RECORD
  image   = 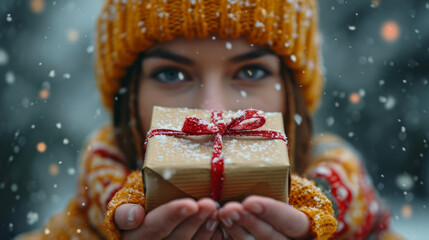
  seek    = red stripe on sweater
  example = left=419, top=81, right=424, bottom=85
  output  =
left=90, top=148, right=127, bottom=166
left=86, top=147, right=130, bottom=210
left=104, top=185, right=123, bottom=209
left=310, top=167, right=352, bottom=237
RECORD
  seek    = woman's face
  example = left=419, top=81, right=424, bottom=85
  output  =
left=138, top=37, right=287, bottom=133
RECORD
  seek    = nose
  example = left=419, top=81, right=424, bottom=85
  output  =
left=198, top=75, right=226, bottom=111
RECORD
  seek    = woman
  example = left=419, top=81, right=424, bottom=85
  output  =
left=19, top=0, right=402, bottom=239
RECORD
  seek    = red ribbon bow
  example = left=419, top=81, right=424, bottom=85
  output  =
left=144, top=109, right=288, bottom=203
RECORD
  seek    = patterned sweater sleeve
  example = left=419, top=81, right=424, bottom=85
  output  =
left=104, top=170, right=145, bottom=240
left=304, top=134, right=401, bottom=240
left=290, top=174, right=338, bottom=240
left=76, top=125, right=131, bottom=239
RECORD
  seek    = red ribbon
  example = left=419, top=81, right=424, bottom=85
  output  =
left=144, top=109, right=288, bottom=203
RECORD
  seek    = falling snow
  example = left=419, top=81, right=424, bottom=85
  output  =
left=240, top=90, right=247, bottom=98
left=225, top=42, right=232, bottom=50
left=379, top=95, right=396, bottom=110
left=118, top=87, right=127, bottom=95
left=86, top=45, right=94, bottom=53
left=255, top=21, right=264, bottom=28
left=396, top=173, right=414, bottom=191
left=0, top=48, right=9, bottom=65
left=1, top=2, right=428, bottom=239
left=162, top=169, right=175, bottom=180
left=326, top=116, right=335, bottom=127
left=294, top=114, right=302, bottom=126
left=67, top=168, right=76, bottom=175
left=27, top=211, right=39, bottom=225
left=5, top=71, right=15, bottom=85
left=10, top=183, right=18, bottom=192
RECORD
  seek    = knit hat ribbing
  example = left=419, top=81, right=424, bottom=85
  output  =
left=95, top=0, right=323, bottom=112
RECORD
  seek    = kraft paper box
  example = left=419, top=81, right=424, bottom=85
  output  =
left=142, top=106, right=290, bottom=212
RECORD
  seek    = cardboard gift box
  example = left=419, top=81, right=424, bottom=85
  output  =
left=142, top=106, right=290, bottom=212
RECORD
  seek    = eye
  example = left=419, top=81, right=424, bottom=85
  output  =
left=151, top=67, right=189, bottom=83
left=235, top=65, right=270, bottom=81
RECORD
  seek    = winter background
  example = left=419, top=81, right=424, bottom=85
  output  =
left=0, top=0, right=428, bottom=239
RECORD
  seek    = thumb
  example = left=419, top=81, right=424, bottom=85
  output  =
left=114, top=204, right=146, bottom=230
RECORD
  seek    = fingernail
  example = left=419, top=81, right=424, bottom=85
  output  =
left=181, top=207, right=189, bottom=216
left=245, top=236, right=256, bottom=240
left=221, top=227, right=229, bottom=238
left=221, top=217, right=233, bottom=227
left=127, top=206, right=137, bottom=223
left=230, top=211, right=240, bottom=221
left=206, top=219, right=217, bottom=231
left=248, top=203, right=263, bottom=214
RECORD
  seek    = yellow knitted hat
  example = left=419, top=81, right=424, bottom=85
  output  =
left=95, top=0, right=323, bottom=112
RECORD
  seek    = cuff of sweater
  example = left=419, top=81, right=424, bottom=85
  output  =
left=297, top=206, right=337, bottom=240
left=104, top=170, right=145, bottom=240
left=290, top=174, right=337, bottom=240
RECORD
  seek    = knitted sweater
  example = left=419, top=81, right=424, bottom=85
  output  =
left=18, top=125, right=402, bottom=240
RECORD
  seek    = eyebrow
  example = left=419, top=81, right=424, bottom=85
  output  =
left=143, top=49, right=195, bottom=65
left=143, top=48, right=274, bottom=65
left=229, top=48, right=275, bottom=63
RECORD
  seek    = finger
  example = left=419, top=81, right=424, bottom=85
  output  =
left=221, top=224, right=251, bottom=240
left=220, top=226, right=231, bottom=240
left=114, top=204, right=145, bottom=230
left=192, top=211, right=219, bottom=240
left=242, top=196, right=310, bottom=239
left=219, top=202, right=287, bottom=240
left=166, top=198, right=217, bottom=240
left=236, top=210, right=290, bottom=240
left=122, top=198, right=198, bottom=239
left=218, top=202, right=241, bottom=229
left=211, top=227, right=223, bottom=240
left=218, top=202, right=248, bottom=240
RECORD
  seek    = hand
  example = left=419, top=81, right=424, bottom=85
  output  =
left=218, top=196, right=311, bottom=240
left=114, top=198, right=222, bottom=239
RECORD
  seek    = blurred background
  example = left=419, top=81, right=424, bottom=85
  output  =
left=0, top=0, right=428, bottom=239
